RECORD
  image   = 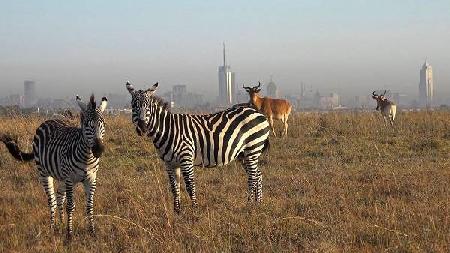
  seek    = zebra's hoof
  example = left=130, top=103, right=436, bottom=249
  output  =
left=66, top=232, right=73, bottom=242
left=89, top=226, right=96, bottom=236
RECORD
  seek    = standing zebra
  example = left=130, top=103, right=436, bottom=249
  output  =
left=0, top=95, right=107, bottom=239
left=126, top=81, right=270, bottom=213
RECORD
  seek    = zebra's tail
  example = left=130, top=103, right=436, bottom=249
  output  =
left=0, top=134, right=34, bottom=162
left=261, top=138, right=270, bottom=154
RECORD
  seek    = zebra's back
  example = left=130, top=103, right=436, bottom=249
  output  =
left=159, top=106, right=270, bottom=167
left=32, top=119, right=91, bottom=181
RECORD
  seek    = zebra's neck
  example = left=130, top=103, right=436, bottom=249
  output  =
left=74, top=129, right=97, bottom=161
left=148, top=107, right=172, bottom=144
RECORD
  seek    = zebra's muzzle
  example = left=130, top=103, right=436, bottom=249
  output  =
left=136, top=127, right=143, bottom=136
left=92, top=138, right=105, bottom=158
left=136, top=119, right=148, bottom=135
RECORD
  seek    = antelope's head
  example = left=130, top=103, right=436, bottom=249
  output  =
left=243, top=82, right=262, bottom=102
left=372, top=90, right=388, bottom=110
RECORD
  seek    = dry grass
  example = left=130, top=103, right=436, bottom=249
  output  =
left=0, top=111, right=449, bottom=252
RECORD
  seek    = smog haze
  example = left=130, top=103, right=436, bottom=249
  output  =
left=1, top=1, right=449, bottom=101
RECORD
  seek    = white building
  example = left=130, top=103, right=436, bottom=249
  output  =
left=218, top=43, right=235, bottom=106
left=419, top=60, right=433, bottom=107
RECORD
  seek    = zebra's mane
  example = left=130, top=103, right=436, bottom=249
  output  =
left=150, top=95, right=170, bottom=112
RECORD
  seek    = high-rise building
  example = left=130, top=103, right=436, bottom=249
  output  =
left=172, top=84, right=187, bottom=105
left=218, top=43, right=235, bottom=105
left=419, top=60, right=433, bottom=107
left=23, top=80, right=37, bottom=108
left=266, top=76, right=279, bottom=98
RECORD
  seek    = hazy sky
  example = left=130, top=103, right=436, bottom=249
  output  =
left=1, top=0, right=449, bottom=100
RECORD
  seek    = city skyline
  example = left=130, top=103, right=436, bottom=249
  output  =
left=1, top=1, right=449, bottom=100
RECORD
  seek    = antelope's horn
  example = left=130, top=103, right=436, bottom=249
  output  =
left=383, top=90, right=387, bottom=95
left=372, top=91, right=377, bottom=96
left=257, top=82, right=262, bottom=88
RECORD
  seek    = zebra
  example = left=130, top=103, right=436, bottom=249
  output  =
left=126, top=81, right=270, bottom=213
left=0, top=95, right=107, bottom=239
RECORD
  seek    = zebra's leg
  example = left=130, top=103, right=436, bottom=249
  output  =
left=181, top=161, right=198, bottom=207
left=39, top=174, right=57, bottom=230
left=56, top=182, right=66, bottom=225
left=166, top=164, right=181, bottom=213
left=243, top=153, right=263, bottom=202
left=82, top=175, right=97, bottom=235
left=65, top=180, right=75, bottom=239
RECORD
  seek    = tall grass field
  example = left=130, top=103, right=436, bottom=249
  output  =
left=0, top=111, right=449, bottom=252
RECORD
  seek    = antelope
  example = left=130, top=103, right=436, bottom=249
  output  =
left=243, top=82, right=292, bottom=136
left=372, top=90, right=397, bottom=126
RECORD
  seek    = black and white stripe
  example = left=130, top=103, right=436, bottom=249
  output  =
left=126, top=82, right=270, bottom=213
left=1, top=95, right=107, bottom=239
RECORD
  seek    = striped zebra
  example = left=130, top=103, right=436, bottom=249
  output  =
left=0, top=95, right=107, bottom=239
left=126, top=81, right=270, bottom=213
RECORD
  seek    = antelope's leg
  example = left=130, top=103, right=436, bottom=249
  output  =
left=269, top=116, right=276, bottom=137
left=283, top=115, right=289, bottom=137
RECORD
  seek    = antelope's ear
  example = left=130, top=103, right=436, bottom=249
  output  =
left=99, top=97, right=108, bottom=112
left=76, top=95, right=87, bottom=112
left=145, top=82, right=158, bottom=96
left=126, top=81, right=135, bottom=94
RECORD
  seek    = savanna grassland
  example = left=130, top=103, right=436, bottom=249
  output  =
left=0, top=111, right=449, bottom=252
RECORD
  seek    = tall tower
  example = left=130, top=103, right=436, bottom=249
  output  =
left=266, top=76, right=279, bottom=98
left=23, top=80, right=37, bottom=108
left=218, top=43, right=235, bottom=106
left=419, top=60, right=433, bottom=107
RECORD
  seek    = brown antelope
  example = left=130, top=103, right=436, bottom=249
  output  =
left=372, top=90, right=397, bottom=126
left=243, top=82, right=292, bottom=136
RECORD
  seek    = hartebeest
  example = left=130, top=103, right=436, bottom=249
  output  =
left=243, top=82, right=292, bottom=136
left=372, top=90, right=397, bottom=126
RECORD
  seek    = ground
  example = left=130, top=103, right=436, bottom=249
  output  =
left=0, top=111, right=449, bottom=252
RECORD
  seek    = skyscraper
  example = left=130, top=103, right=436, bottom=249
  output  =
left=419, top=60, right=433, bottom=107
left=23, top=80, right=37, bottom=108
left=218, top=43, right=235, bottom=105
left=266, top=76, right=279, bottom=98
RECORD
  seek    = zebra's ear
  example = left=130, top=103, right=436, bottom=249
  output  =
left=76, top=95, right=87, bottom=112
left=145, top=82, right=158, bottom=96
left=99, top=97, right=108, bottom=112
left=126, top=81, right=135, bottom=94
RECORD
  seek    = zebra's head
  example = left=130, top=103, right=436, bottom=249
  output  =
left=76, top=94, right=108, bottom=158
left=125, top=81, right=158, bottom=136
